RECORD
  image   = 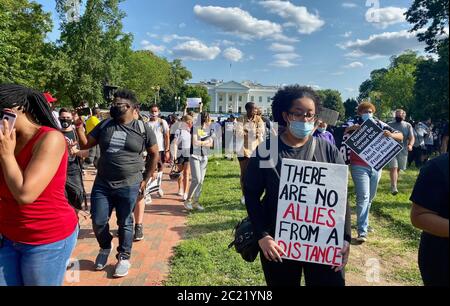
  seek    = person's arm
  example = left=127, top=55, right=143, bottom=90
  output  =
left=74, top=114, right=98, bottom=150
left=407, top=125, right=415, bottom=152
left=382, top=124, right=403, bottom=142
left=441, top=136, right=449, bottom=154
left=163, top=121, right=171, bottom=162
left=411, top=203, right=449, bottom=238
left=0, top=128, right=66, bottom=205
left=344, top=124, right=359, bottom=134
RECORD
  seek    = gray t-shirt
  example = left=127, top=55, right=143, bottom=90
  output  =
left=388, top=121, right=414, bottom=155
left=90, top=119, right=157, bottom=188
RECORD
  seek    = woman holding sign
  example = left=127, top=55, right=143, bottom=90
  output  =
left=244, top=85, right=351, bottom=286
left=344, top=102, right=403, bottom=243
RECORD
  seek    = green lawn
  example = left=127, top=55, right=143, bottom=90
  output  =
left=165, top=157, right=422, bottom=286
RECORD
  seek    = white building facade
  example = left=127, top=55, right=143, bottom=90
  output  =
left=190, top=80, right=280, bottom=115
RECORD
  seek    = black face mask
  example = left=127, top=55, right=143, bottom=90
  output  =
left=59, top=119, right=73, bottom=129
left=395, top=117, right=403, bottom=123
left=110, top=105, right=128, bottom=119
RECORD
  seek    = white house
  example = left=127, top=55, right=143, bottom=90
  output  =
left=189, top=80, right=280, bottom=114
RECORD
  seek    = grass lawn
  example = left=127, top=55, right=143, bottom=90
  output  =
left=165, top=157, right=423, bottom=286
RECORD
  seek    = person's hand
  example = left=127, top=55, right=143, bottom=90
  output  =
left=383, top=130, right=393, bottom=138
left=0, top=119, right=16, bottom=159
left=332, top=241, right=350, bottom=272
left=164, top=151, right=171, bottom=163
left=407, top=144, right=413, bottom=152
left=258, top=236, right=286, bottom=263
left=152, top=171, right=158, bottom=181
left=73, top=113, right=83, bottom=128
left=139, top=180, right=147, bottom=196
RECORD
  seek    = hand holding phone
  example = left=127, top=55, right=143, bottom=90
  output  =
left=0, top=111, right=17, bottom=136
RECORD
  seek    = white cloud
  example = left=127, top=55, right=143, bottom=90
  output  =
left=342, top=3, right=357, bottom=8
left=342, top=31, right=352, bottom=38
left=172, top=40, right=221, bottom=61
left=260, top=1, right=325, bottom=34
left=339, top=30, right=426, bottom=56
left=308, top=84, right=321, bottom=90
left=162, top=34, right=196, bottom=43
left=365, top=7, right=407, bottom=29
left=271, top=33, right=300, bottom=43
left=193, top=5, right=283, bottom=40
left=141, top=40, right=166, bottom=54
left=271, top=60, right=298, bottom=68
left=344, top=50, right=364, bottom=58
left=344, top=61, right=364, bottom=68
left=273, top=53, right=300, bottom=60
left=223, top=47, right=244, bottom=62
left=345, top=88, right=356, bottom=92
left=146, top=33, right=159, bottom=39
left=269, top=43, right=295, bottom=52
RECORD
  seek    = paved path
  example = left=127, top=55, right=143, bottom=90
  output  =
left=64, top=167, right=188, bottom=286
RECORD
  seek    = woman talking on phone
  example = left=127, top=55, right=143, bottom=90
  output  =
left=0, top=84, right=78, bottom=286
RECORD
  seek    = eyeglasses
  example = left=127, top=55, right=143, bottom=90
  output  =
left=288, top=112, right=317, bottom=122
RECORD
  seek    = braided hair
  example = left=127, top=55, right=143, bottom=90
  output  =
left=0, top=84, right=60, bottom=129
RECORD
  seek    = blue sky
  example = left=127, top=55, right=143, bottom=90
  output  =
left=36, top=0, right=425, bottom=100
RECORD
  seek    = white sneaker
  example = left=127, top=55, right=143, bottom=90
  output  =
left=184, top=200, right=193, bottom=211
left=193, top=203, right=205, bottom=211
left=177, top=190, right=184, bottom=197
left=157, top=189, right=164, bottom=198
left=145, top=195, right=152, bottom=205
left=182, top=194, right=188, bottom=201
left=241, top=196, right=246, bottom=205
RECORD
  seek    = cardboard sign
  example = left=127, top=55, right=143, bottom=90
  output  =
left=275, top=159, right=348, bottom=266
left=187, top=98, right=202, bottom=108
left=318, top=108, right=340, bottom=126
left=344, top=119, right=403, bottom=171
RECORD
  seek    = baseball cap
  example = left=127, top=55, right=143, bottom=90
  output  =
left=43, top=92, right=58, bottom=103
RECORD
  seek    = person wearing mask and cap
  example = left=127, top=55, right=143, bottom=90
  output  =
left=43, top=92, right=61, bottom=129
left=313, top=120, right=336, bottom=146
left=388, top=109, right=415, bottom=195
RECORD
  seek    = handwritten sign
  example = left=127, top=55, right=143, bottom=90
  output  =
left=344, top=119, right=403, bottom=171
left=318, top=108, right=340, bottom=126
left=275, top=159, right=348, bottom=266
left=187, top=98, right=202, bottom=108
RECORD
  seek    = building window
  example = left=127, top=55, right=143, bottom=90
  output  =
left=251, top=96, right=254, bottom=102
left=229, top=95, right=233, bottom=102
left=239, top=95, right=242, bottom=102
left=219, top=106, right=223, bottom=113
left=238, top=107, right=242, bottom=113
left=259, top=96, right=263, bottom=103
left=267, top=97, right=271, bottom=103
left=219, top=95, right=223, bottom=102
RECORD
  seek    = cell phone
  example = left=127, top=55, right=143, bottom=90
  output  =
left=77, top=107, right=91, bottom=117
left=0, top=111, right=17, bottom=135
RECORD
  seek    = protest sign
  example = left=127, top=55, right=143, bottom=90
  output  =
left=144, top=172, right=163, bottom=197
left=344, top=119, right=403, bottom=171
left=187, top=98, right=202, bottom=108
left=275, top=159, right=348, bottom=266
left=318, top=108, right=340, bottom=126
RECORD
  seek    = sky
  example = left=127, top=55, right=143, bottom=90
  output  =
left=36, top=0, right=427, bottom=100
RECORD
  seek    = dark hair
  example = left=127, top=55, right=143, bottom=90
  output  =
left=245, top=102, right=256, bottom=112
left=0, top=84, right=60, bottom=129
left=272, top=85, right=322, bottom=127
left=92, top=107, right=100, bottom=115
left=200, top=112, right=210, bottom=126
left=113, top=89, right=138, bottom=106
left=149, top=104, right=159, bottom=110
left=59, top=108, right=71, bottom=116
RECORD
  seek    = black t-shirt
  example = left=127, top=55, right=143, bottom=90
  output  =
left=244, top=136, right=351, bottom=243
left=410, top=153, right=449, bottom=249
left=90, top=119, right=157, bottom=188
left=62, top=130, right=81, bottom=176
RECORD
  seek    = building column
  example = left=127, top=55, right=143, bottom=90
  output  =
left=225, top=92, right=229, bottom=113
left=215, top=91, right=218, bottom=113
left=235, top=93, right=240, bottom=113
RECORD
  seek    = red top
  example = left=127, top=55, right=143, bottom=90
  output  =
left=0, top=126, right=78, bottom=245
left=350, top=151, right=369, bottom=167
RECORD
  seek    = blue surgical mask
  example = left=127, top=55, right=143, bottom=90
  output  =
left=317, top=127, right=326, bottom=133
left=361, top=113, right=373, bottom=121
left=289, top=120, right=315, bottom=139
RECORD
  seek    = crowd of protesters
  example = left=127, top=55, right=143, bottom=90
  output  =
left=0, top=83, right=448, bottom=287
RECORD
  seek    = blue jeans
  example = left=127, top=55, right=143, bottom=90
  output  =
left=0, top=227, right=78, bottom=286
left=350, top=165, right=381, bottom=236
left=90, top=182, right=140, bottom=260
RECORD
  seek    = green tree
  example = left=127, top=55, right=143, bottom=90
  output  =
left=405, top=0, right=449, bottom=53
left=317, top=89, right=345, bottom=120
left=159, top=59, right=193, bottom=111
left=0, top=0, right=55, bottom=89
left=344, top=98, right=358, bottom=119
left=183, top=85, right=211, bottom=112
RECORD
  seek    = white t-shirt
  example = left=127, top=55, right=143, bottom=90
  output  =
left=147, top=119, right=169, bottom=152
left=170, top=121, right=182, bottom=135
left=174, top=128, right=191, bottom=157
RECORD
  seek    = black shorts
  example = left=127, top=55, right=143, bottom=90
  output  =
left=176, top=156, right=190, bottom=165
left=238, top=157, right=250, bottom=162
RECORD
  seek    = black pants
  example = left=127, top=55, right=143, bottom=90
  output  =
left=260, top=252, right=345, bottom=286
left=418, top=235, right=449, bottom=286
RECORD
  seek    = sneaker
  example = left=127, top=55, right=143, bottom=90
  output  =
left=193, top=203, right=205, bottom=211
left=368, top=226, right=375, bottom=233
left=157, top=189, right=164, bottom=198
left=182, top=193, right=188, bottom=201
left=145, top=195, right=152, bottom=205
left=391, top=185, right=399, bottom=195
left=240, top=196, right=246, bottom=205
left=356, top=235, right=367, bottom=243
left=184, top=200, right=193, bottom=211
left=177, top=190, right=184, bottom=197
left=113, top=258, right=131, bottom=278
left=134, top=224, right=144, bottom=241
left=94, top=243, right=113, bottom=271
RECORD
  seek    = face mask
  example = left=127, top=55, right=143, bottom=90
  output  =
left=361, top=113, right=373, bottom=121
left=317, top=127, right=326, bottom=133
left=395, top=117, right=403, bottom=123
left=110, top=105, right=128, bottom=119
left=150, top=113, right=159, bottom=119
left=289, top=120, right=315, bottom=139
left=59, top=119, right=72, bottom=129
